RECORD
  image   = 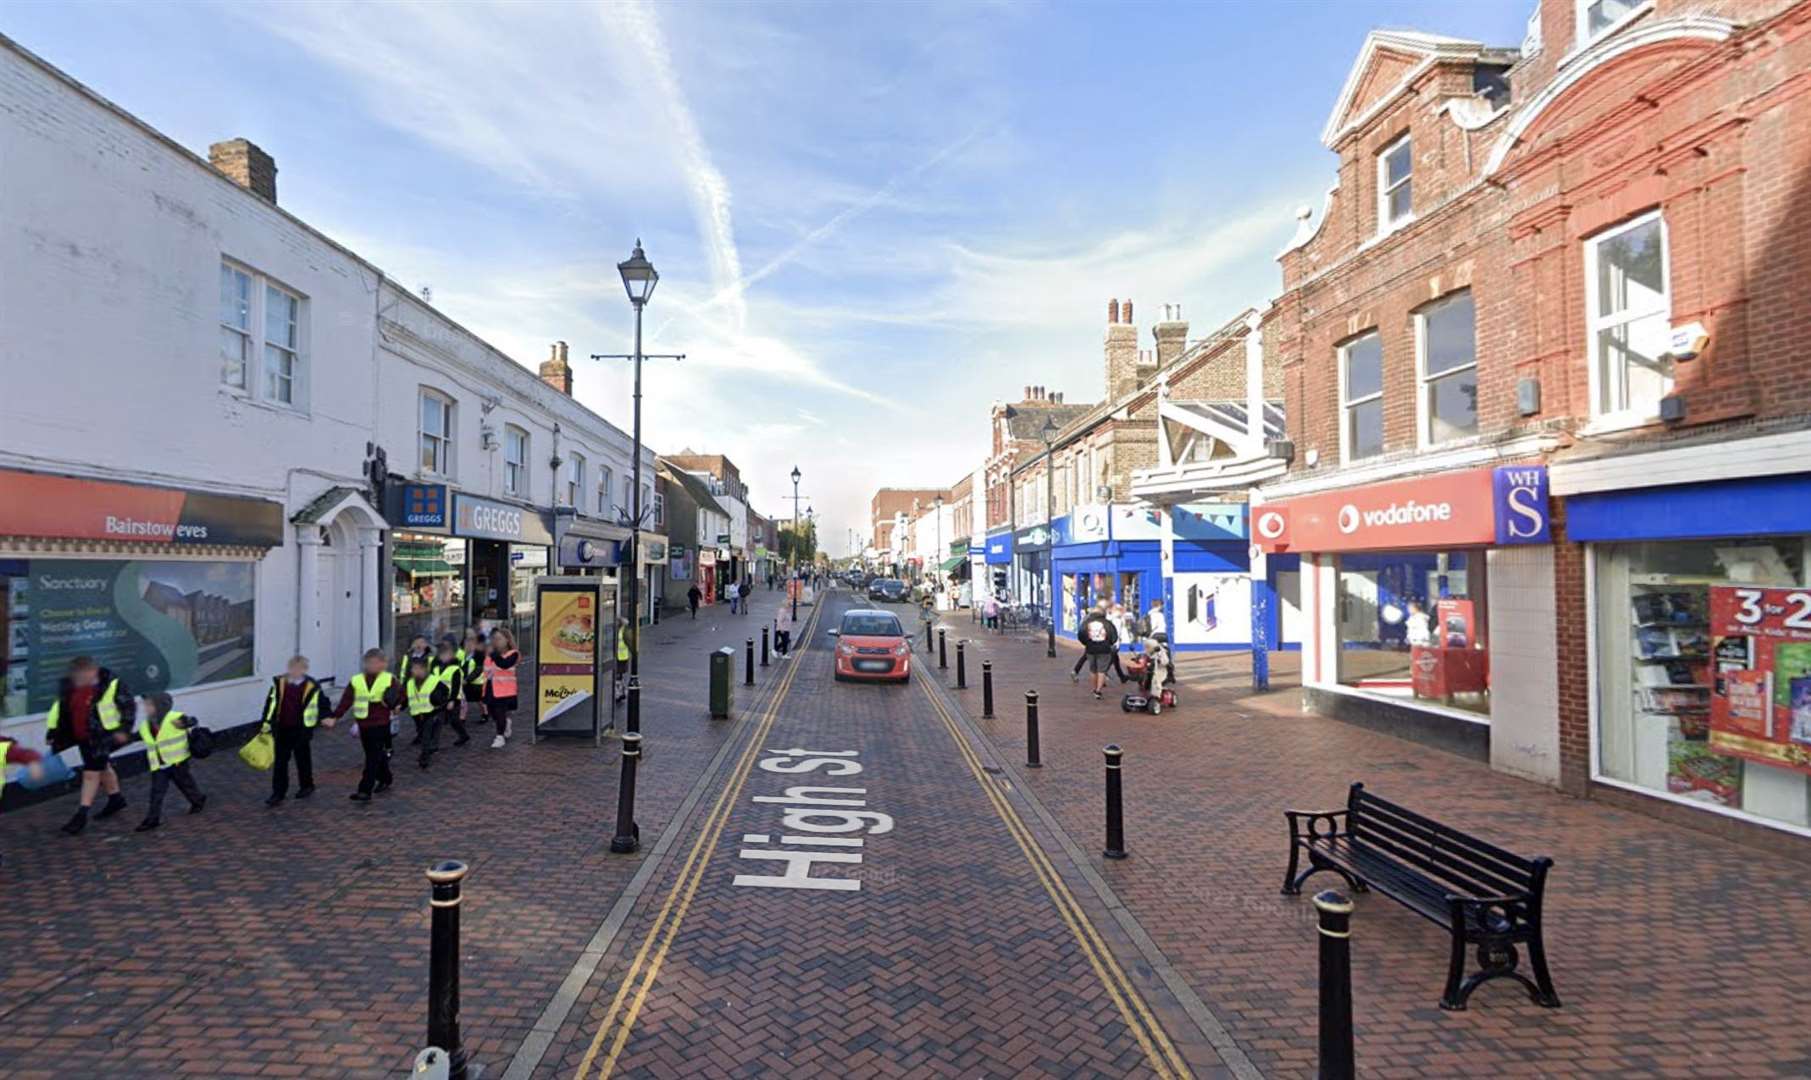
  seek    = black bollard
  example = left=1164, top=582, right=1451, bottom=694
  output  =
left=745, top=637, right=755, bottom=686
left=1025, top=691, right=1042, bottom=769
left=956, top=641, right=967, bottom=689
left=610, top=732, right=643, bottom=854
left=1103, top=744, right=1127, bottom=859
left=925, top=621, right=934, bottom=651
left=1314, top=890, right=1356, bottom=1080
left=982, top=661, right=995, bottom=718
left=761, top=625, right=770, bottom=667
left=425, top=860, right=472, bottom=1080
left=938, top=628, right=948, bottom=670
left=625, top=671, right=640, bottom=735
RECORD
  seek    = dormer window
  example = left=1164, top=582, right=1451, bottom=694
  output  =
left=1578, top=0, right=1649, bottom=45
left=1377, top=133, right=1413, bottom=235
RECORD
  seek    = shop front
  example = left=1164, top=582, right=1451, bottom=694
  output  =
left=387, top=486, right=554, bottom=664
left=982, top=529, right=1013, bottom=602
left=1562, top=468, right=1811, bottom=836
left=697, top=548, right=719, bottom=605
left=0, top=467, right=289, bottom=749
left=1256, top=464, right=1554, bottom=762
left=1013, top=522, right=1052, bottom=614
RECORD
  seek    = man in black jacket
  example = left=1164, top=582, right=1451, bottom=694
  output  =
left=1076, top=605, right=1120, bottom=701
left=45, top=657, right=133, bottom=834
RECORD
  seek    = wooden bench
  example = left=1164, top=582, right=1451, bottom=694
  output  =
left=1283, top=782, right=1561, bottom=1011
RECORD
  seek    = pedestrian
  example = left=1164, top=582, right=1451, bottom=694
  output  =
left=261, top=654, right=324, bottom=806
left=404, top=654, right=452, bottom=770
left=1138, top=599, right=1174, bottom=690
left=687, top=583, right=702, bottom=619
left=46, top=655, right=132, bottom=835
left=132, top=692, right=206, bottom=831
left=459, top=629, right=488, bottom=731
left=982, top=593, right=999, bottom=630
left=1076, top=603, right=1120, bottom=700
left=739, top=577, right=752, bottom=614
left=433, top=636, right=471, bottom=750
left=484, top=627, right=521, bottom=749
left=1, top=735, right=46, bottom=868
left=330, top=647, right=403, bottom=801
left=729, top=579, right=740, bottom=615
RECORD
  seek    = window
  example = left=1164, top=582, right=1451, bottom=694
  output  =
left=1336, top=550, right=1488, bottom=717
left=654, top=491, right=665, bottom=529
left=567, top=452, right=586, bottom=510
left=419, top=390, right=454, bottom=477
left=1377, top=134, right=1413, bottom=234
left=219, top=264, right=252, bottom=389
left=503, top=426, right=528, bottom=496
left=1416, top=291, right=1478, bottom=446
left=263, top=284, right=300, bottom=404
left=1340, top=331, right=1384, bottom=462
left=642, top=485, right=653, bottom=526
left=623, top=477, right=634, bottom=520
left=598, top=466, right=613, bottom=518
left=1585, top=212, right=1672, bottom=420
left=219, top=261, right=305, bottom=406
left=1579, top=0, right=1646, bottom=43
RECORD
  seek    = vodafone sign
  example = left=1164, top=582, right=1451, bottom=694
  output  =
left=1254, top=466, right=1547, bottom=553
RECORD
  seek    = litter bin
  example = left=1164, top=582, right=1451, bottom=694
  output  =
left=709, top=646, right=735, bottom=719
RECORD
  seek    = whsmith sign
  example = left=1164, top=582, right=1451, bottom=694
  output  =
left=1254, top=465, right=1551, bottom=553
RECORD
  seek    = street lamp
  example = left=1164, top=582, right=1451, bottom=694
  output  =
left=617, top=241, right=655, bottom=743
left=790, top=465, right=802, bottom=621
left=1040, top=415, right=1058, bottom=658
left=933, top=495, right=944, bottom=607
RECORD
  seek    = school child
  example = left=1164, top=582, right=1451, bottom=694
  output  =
left=404, top=654, right=452, bottom=770
left=262, top=655, right=325, bottom=806
left=330, top=648, right=403, bottom=801
left=1, top=736, right=45, bottom=867
left=133, top=693, right=206, bottom=831
left=459, top=629, right=488, bottom=730
left=431, top=637, right=470, bottom=750
left=402, top=636, right=432, bottom=743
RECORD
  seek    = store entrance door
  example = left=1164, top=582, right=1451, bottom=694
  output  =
left=469, top=539, right=510, bottom=633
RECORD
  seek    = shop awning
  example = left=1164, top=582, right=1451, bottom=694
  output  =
left=939, top=555, right=965, bottom=573
left=394, top=550, right=457, bottom=577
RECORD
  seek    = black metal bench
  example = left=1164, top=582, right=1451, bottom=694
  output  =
left=1282, top=782, right=1560, bottom=1011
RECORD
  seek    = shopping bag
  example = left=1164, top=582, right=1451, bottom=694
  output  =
left=238, top=730, right=275, bottom=771
left=10, top=752, right=75, bottom=790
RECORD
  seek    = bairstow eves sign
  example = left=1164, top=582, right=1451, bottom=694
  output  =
left=1255, top=465, right=1550, bottom=553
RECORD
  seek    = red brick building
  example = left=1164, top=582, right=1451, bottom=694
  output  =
left=1256, top=0, right=1811, bottom=846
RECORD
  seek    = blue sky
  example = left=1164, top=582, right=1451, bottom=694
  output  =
left=4, top=0, right=1531, bottom=554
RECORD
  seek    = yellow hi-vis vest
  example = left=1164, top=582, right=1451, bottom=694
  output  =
left=0, top=737, right=11, bottom=799
left=349, top=672, right=396, bottom=719
left=136, top=710, right=192, bottom=771
left=46, top=677, right=125, bottom=736
left=405, top=674, right=439, bottom=717
left=262, top=677, right=321, bottom=730
left=617, top=635, right=631, bottom=663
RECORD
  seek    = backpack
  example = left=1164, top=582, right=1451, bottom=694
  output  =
left=187, top=725, right=216, bottom=759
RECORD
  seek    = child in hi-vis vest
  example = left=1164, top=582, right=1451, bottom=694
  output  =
left=404, top=654, right=452, bottom=770
left=134, top=692, right=206, bottom=831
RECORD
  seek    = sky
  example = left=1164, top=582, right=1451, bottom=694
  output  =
left=2, top=0, right=1532, bottom=556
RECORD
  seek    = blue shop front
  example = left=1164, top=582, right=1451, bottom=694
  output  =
left=1050, top=502, right=1301, bottom=652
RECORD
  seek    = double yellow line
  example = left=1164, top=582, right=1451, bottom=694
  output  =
left=917, top=677, right=1193, bottom=1079
left=572, top=599, right=825, bottom=1080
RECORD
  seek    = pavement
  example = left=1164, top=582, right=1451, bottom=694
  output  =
left=937, top=620, right=1811, bottom=1079
left=6, top=586, right=1809, bottom=1079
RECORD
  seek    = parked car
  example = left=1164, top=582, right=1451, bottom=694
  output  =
left=828, top=609, right=911, bottom=683
left=867, top=578, right=907, bottom=603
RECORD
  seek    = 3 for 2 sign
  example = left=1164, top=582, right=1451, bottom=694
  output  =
left=732, top=748, right=890, bottom=892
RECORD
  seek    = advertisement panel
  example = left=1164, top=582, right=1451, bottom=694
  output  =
left=3, top=558, right=255, bottom=720
left=533, top=579, right=602, bottom=740
left=1170, top=572, right=1251, bottom=647
left=1708, top=585, right=1811, bottom=776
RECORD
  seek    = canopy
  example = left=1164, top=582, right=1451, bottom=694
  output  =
left=939, top=555, right=966, bottom=573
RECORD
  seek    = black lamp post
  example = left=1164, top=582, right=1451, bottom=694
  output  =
left=1041, top=415, right=1058, bottom=658
left=617, top=241, right=656, bottom=730
left=790, top=465, right=802, bottom=621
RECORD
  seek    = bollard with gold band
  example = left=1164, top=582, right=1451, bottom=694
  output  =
left=1313, top=889, right=1355, bottom=1080
left=425, top=860, right=475, bottom=1080
left=1102, top=744, right=1126, bottom=859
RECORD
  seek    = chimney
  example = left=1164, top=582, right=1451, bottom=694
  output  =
left=1106, top=296, right=1139, bottom=401
left=1152, top=303, right=1188, bottom=373
left=539, top=341, right=574, bottom=395
left=1108, top=298, right=1120, bottom=323
left=208, top=138, right=277, bottom=203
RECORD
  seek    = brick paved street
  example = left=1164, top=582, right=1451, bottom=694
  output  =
left=0, top=593, right=794, bottom=1080
left=939, top=622, right=1811, bottom=1079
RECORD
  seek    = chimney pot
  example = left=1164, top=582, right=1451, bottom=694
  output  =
left=1124, top=300, right=1133, bottom=322
left=1108, top=298, right=1119, bottom=323
left=539, top=339, right=574, bottom=396
left=208, top=138, right=277, bottom=203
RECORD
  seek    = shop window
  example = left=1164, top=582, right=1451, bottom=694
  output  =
left=1593, top=538, right=1811, bottom=832
left=1335, top=550, right=1488, bottom=717
left=503, top=426, right=528, bottom=497
left=1376, top=133, right=1412, bottom=235
left=2, top=558, right=255, bottom=723
left=419, top=389, right=454, bottom=477
left=1339, top=331, right=1384, bottom=463
left=392, top=534, right=464, bottom=650
left=567, top=452, right=586, bottom=511
left=1585, top=211, right=1672, bottom=422
left=1417, top=290, right=1477, bottom=446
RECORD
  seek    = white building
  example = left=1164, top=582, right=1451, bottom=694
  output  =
left=0, top=38, right=652, bottom=757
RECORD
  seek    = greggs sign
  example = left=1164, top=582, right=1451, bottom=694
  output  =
left=1254, top=466, right=1549, bottom=553
left=0, top=468, right=286, bottom=548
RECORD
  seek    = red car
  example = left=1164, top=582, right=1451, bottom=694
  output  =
left=830, top=609, right=912, bottom=683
